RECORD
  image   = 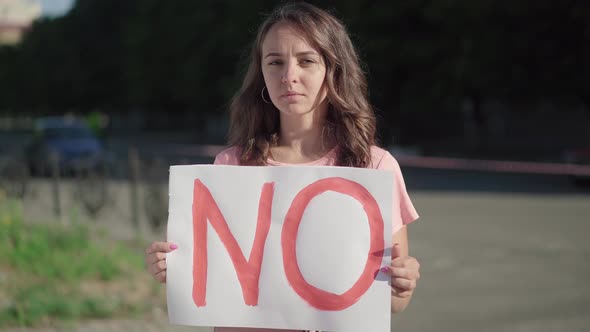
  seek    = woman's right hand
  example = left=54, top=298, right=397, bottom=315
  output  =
left=145, top=241, right=178, bottom=283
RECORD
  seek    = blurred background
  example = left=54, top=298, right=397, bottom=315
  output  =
left=0, top=0, right=589, bottom=331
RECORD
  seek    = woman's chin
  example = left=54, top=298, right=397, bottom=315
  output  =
left=277, top=106, right=314, bottom=116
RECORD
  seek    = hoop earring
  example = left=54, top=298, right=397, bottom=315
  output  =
left=261, top=86, right=271, bottom=104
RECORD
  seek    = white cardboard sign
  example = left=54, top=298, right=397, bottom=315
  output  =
left=166, top=165, right=393, bottom=332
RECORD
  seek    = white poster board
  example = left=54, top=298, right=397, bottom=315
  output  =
left=166, top=165, right=393, bottom=332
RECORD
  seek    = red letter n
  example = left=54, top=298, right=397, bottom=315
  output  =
left=192, top=179, right=274, bottom=307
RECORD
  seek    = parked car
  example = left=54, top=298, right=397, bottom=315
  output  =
left=25, top=117, right=105, bottom=176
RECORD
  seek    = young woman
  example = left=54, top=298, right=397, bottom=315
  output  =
left=145, top=3, right=421, bottom=331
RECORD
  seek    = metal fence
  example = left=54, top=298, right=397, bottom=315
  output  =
left=0, top=145, right=222, bottom=238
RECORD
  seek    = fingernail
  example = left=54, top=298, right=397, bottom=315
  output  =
left=380, top=267, right=389, bottom=273
left=170, top=244, right=178, bottom=250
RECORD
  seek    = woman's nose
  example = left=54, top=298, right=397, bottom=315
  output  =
left=281, top=62, right=298, bottom=84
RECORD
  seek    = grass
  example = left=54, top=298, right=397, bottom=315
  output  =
left=0, top=193, right=162, bottom=327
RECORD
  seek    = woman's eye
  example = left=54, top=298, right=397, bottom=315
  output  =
left=301, top=59, right=316, bottom=64
left=268, top=60, right=282, bottom=65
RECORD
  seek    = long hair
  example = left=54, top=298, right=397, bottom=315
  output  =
left=228, top=2, right=376, bottom=167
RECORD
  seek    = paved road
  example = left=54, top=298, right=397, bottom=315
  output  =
left=5, top=168, right=590, bottom=331
left=396, top=168, right=590, bottom=332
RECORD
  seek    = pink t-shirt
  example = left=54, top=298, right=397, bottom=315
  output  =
left=212, top=145, right=419, bottom=332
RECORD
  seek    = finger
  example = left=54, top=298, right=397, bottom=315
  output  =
left=145, top=242, right=178, bottom=255
left=391, top=243, right=402, bottom=259
left=155, top=259, right=167, bottom=272
left=148, top=259, right=167, bottom=276
left=390, top=267, right=420, bottom=280
left=145, top=241, right=178, bottom=254
left=392, top=257, right=420, bottom=269
left=391, top=288, right=413, bottom=299
left=392, top=277, right=417, bottom=291
left=153, top=251, right=167, bottom=261
left=154, top=270, right=167, bottom=283
left=146, top=251, right=167, bottom=266
left=381, top=265, right=420, bottom=279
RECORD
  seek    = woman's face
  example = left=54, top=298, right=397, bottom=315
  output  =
left=261, top=21, right=328, bottom=117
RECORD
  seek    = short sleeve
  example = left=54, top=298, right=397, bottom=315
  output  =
left=374, top=149, right=419, bottom=235
left=213, top=147, right=241, bottom=165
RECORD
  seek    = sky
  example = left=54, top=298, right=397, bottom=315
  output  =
left=34, top=0, right=74, bottom=17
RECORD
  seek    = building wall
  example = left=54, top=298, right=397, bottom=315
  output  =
left=0, top=0, right=41, bottom=45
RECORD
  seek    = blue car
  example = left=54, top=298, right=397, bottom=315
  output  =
left=26, top=117, right=105, bottom=176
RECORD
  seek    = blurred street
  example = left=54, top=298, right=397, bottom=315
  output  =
left=5, top=167, right=589, bottom=332
left=396, top=168, right=590, bottom=332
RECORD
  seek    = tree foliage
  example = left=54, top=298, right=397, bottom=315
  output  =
left=0, top=0, right=587, bottom=143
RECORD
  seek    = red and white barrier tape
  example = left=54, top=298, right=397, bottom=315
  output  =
left=157, top=144, right=590, bottom=176
left=396, top=156, right=590, bottom=176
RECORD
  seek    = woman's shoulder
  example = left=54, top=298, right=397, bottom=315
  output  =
left=368, top=145, right=400, bottom=170
left=214, top=146, right=241, bottom=165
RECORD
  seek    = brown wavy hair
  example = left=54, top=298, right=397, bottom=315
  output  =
left=228, top=2, right=376, bottom=167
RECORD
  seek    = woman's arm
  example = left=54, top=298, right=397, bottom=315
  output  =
left=382, top=226, right=420, bottom=313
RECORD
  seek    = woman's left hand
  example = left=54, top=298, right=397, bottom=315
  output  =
left=380, top=243, right=420, bottom=298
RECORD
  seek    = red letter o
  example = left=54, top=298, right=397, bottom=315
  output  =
left=282, top=177, right=384, bottom=311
